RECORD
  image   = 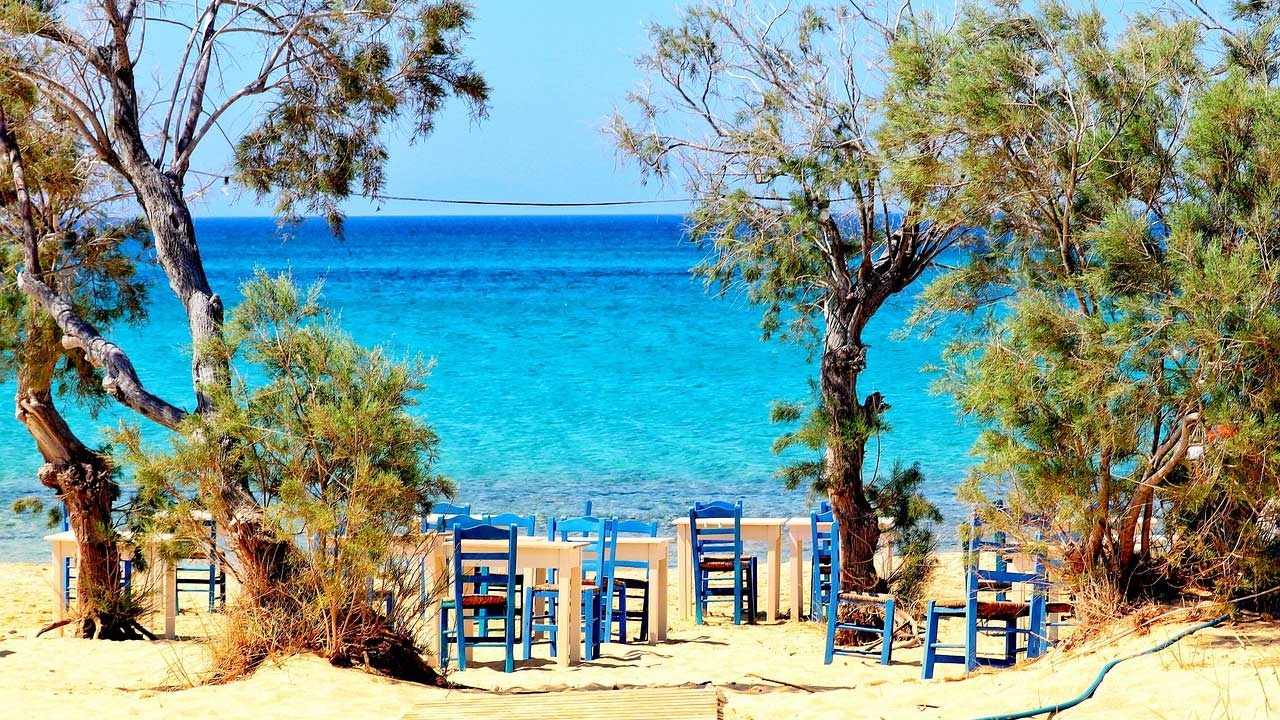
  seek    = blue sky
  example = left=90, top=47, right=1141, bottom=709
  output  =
left=189, top=0, right=1226, bottom=218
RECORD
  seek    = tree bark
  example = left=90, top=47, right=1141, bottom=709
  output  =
left=2, top=100, right=149, bottom=639
left=821, top=305, right=883, bottom=594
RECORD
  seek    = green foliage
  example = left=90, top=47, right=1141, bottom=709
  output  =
left=118, top=271, right=450, bottom=658
left=0, top=82, right=151, bottom=410
left=905, top=1, right=1280, bottom=600
left=233, top=0, right=488, bottom=232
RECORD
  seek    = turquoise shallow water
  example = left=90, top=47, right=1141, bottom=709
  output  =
left=0, top=215, right=977, bottom=560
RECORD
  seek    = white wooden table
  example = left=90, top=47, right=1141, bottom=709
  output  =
left=671, top=517, right=785, bottom=622
left=424, top=536, right=587, bottom=667
left=614, top=536, right=671, bottom=642
left=785, top=517, right=895, bottom=621
left=45, top=530, right=177, bottom=638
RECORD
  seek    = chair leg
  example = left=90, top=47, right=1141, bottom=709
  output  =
left=823, top=598, right=838, bottom=665
left=964, top=606, right=979, bottom=673
left=504, top=604, right=516, bottom=673
left=880, top=598, right=895, bottom=666
left=638, top=584, right=650, bottom=641
left=521, top=586, right=535, bottom=660
left=737, top=561, right=747, bottom=622
left=921, top=601, right=939, bottom=680
left=614, top=587, right=627, bottom=643
left=694, top=570, right=705, bottom=626
left=438, top=606, right=450, bottom=670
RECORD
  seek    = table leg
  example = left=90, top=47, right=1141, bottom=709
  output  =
left=653, top=549, right=668, bottom=641
left=163, top=554, right=177, bottom=639
left=423, top=546, right=446, bottom=665
left=51, top=541, right=67, bottom=636
left=788, top=531, right=804, bottom=622
left=556, top=557, right=582, bottom=667
left=675, top=524, right=690, bottom=620
left=766, top=532, right=781, bottom=622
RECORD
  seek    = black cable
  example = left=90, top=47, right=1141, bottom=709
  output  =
left=370, top=195, right=692, bottom=207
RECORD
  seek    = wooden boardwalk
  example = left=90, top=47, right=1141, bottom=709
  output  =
left=404, top=686, right=722, bottom=719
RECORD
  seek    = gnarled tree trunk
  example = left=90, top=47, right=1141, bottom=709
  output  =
left=821, top=304, right=885, bottom=595
left=16, top=327, right=151, bottom=639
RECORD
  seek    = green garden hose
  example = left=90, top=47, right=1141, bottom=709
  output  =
left=970, top=614, right=1231, bottom=720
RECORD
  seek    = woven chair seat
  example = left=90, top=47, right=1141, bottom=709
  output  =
left=1046, top=601, right=1074, bottom=615
left=935, top=599, right=1032, bottom=621
left=838, top=591, right=893, bottom=604
left=460, top=594, right=508, bottom=609
left=530, top=578, right=620, bottom=592
left=699, top=557, right=752, bottom=572
left=977, top=579, right=1014, bottom=592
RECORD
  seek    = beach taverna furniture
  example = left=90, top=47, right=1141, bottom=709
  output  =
left=612, top=517, right=660, bottom=641
left=522, top=517, right=615, bottom=661
left=175, top=517, right=227, bottom=613
left=424, top=501, right=471, bottom=532
left=822, top=518, right=896, bottom=665
left=438, top=523, right=522, bottom=673
left=920, top=514, right=1057, bottom=679
left=809, top=506, right=835, bottom=621
left=689, top=501, right=759, bottom=625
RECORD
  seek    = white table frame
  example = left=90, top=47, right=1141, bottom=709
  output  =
left=613, top=536, right=671, bottom=642
left=46, top=530, right=177, bottom=639
left=672, top=517, right=785, bottom=622
left=424, top=536, right=587, bottom=668
left=785, top=518, right=894, bottom=622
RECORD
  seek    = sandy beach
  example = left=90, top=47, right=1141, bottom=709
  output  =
left=1, top=559, right=1275, bottom=719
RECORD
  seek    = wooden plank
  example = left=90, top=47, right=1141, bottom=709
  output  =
left=404, top=686, right=721, bottom=720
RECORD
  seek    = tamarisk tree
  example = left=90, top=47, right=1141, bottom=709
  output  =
left=613, top=2, right=976, bottom=592
left=897, top=1, right=1247, bottom=592
left=0, top=81, right=152, bottom=639
left=0, top=0, right=485, bottom=649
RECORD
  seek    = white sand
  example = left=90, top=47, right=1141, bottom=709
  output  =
left=0, top=560, right=1276, bottom=719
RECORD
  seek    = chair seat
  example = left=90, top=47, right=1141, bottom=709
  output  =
left=459, top=594, right=508, bottom=609
left=1046, top=601, right=1074, bottom=615
left=530, top=579, right=617, bottom=592
left=934, top=599, right=1033, bottom=621
left=838, top=591, right=893, bottom=604
left=977, top=579, right=1013, bottom=592
left=699, top=557, right=754, bottom=571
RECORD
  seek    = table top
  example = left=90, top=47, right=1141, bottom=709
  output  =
left=670, top=516, right=791, bottom=527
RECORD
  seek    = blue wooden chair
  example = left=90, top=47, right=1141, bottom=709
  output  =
left=176, top=519, right=227, bottom=613
left=521, top=517, right=614, bottom=661
left=425, top=501, right=472, bottom=532
left=612, top=517, right=658, bottom=642
left=822, top=519, right=896, bottom=665
left=483, top=513, right=537, bottom=536
left=59, top=506, right=133, bottom=609
left=438, top=523, right=520, bottom=673
left=920, top=514, right=1050, bottom=679
left=809, top=507, right=835, bottom=621
left=690, top=500, right=758, bottom=625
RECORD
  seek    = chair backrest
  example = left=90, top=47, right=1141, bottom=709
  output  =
left=811, top=509, right=835, bottom=562
left=690, top=501, right=743, bottom=563
left=550, top=516, right=617, bottom=583
left=963, top=512, right=1045, bottom=601
left=425, top=501, right=472, bottom=532
left=441, top=515, right=488, bottom=532
left=614, top=518, right=659, bottom=573
left=452, top=523, right=517, bottom=603
left=818, top=499, right=832, bottom=515
left=483, top=513, right=537, bottom=536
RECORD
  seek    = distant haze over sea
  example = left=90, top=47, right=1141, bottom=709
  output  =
left=0, top=215, right=977, bottom=560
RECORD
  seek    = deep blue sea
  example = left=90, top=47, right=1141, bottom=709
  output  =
left=0, top=215, right=977, bottom=561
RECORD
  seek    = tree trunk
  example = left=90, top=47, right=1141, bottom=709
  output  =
left=15, top=331, right=149, bottom=639
left=821, top=309, right=883, bottom=594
